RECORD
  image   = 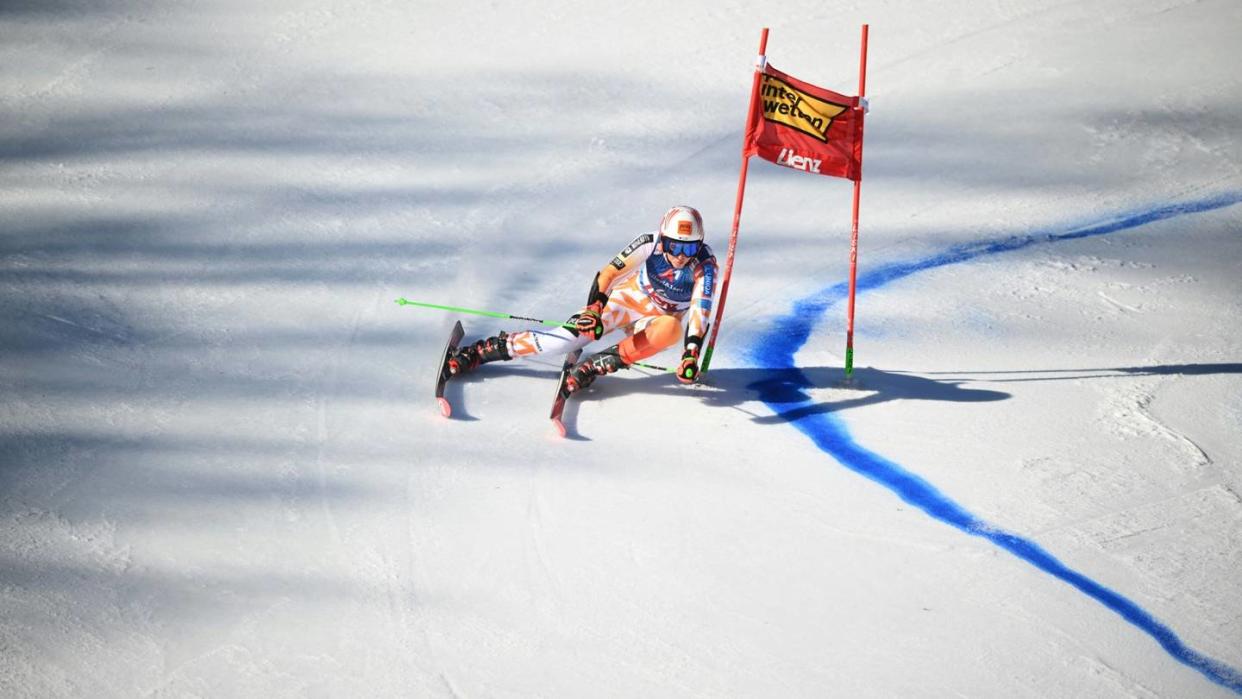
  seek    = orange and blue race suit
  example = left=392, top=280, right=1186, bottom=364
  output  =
left=506, top=233, right=717, bottom=366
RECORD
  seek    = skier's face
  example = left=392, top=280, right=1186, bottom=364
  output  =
left=661, top=238, right=699, bottom=268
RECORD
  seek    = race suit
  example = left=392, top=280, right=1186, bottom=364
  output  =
left=505, top=233, right=718, bottom=366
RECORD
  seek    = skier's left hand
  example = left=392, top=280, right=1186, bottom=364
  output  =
left=677, top=346, right=700, bottom=384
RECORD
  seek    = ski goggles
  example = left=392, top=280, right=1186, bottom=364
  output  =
left=662, top=239, right=701, bottom=257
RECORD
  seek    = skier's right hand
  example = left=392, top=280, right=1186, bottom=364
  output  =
left=570, top=303, right=605, bottom=341
left=677, top=346, right=700, bottom=384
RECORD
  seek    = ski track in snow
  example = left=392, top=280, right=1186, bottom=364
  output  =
left=745, top=191, right=1242, bottom=694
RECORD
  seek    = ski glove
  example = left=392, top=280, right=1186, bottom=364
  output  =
left=677, top=345, right=700, bottom=384
left=570, top=302, right=605, bottom=341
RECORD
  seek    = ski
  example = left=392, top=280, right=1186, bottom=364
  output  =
left=549, top=349, right=583, bottom=438
left=434, top=320, right=466, bottom=418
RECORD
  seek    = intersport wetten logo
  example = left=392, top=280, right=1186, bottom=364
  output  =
left=760, top=74, right=848, bottom=143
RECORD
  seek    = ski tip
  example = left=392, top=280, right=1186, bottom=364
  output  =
left=437, top=397, right=452, bottom=418
left=552, top=418, right=567, bottom=439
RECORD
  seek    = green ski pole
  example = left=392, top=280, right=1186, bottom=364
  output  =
left=396, top=297, right=573, bottom=329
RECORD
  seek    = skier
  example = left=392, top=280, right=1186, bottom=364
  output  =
left=445, top=205, right=718, bottom=394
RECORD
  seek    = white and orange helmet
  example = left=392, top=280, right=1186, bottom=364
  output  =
left=658, top=205, right=705, bottom=244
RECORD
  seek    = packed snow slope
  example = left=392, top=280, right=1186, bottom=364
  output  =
left=2, top=0, right=1240, bottom=696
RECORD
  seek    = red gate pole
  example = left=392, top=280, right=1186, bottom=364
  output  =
left=844, top=23, right=869, bottom=380
left=701, top=27, right=769, bottom=375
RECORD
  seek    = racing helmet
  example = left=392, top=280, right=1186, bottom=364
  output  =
left=657, top=205, right=705, bottom=243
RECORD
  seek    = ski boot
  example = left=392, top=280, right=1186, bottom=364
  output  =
left=564, top=345, right=628, bottom=394
left=446, top=332, right=511, bottom=376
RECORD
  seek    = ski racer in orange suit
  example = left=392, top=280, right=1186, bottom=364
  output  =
left=445, top=205, right=717, bottom=394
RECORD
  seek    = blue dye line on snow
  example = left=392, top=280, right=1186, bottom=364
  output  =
left=745, top=191, right=1242, bottom=693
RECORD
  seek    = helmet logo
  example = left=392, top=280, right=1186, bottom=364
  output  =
left=677, top=221, right=693, bottom=237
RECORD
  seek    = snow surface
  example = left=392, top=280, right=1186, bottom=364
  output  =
left=2, top=0, right=1241, bottom=696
